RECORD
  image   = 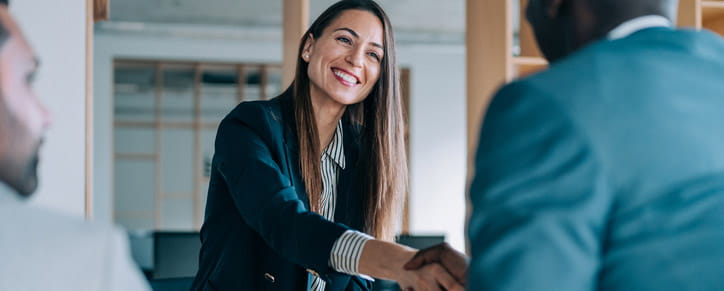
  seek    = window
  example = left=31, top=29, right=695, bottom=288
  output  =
left=113, top=60, right=282, bottom=230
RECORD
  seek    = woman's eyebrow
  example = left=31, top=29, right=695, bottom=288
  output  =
left=333, top=27, right=383, bottom=49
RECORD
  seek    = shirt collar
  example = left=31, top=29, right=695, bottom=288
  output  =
left=323, top=120, right=346, bottom=170
left=607, top=15, right=672, bottom=40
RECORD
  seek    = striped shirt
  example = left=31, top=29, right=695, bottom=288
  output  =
left=310, top=120, right=374, bottom=291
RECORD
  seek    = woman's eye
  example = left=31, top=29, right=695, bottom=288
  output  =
left=336, top=37, right=352, bottom=44
left=368, top=52, right=381, bottom=61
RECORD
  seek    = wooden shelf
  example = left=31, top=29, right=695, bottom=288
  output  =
left=703, top=1, right=724, bottom=36
left=513, top=56, right=548, bottom=66
left=703, top=1, right=724, bottom=20
left=114, top=210, right=155, bottom=218
left=161, top=192, right=194, bottom=199
left=114, top=121, right=220, bottom=129
left=115, top=153, right=156, bottom=160
left=513, top=57, right=548, bottom=78
left=702, top=0, right=724, bottom=9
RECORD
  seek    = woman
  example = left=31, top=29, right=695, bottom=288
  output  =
left=192, top=1, right=462, bottom=290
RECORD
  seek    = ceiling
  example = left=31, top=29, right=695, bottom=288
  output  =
left=109, top=0, right=466, bottom=35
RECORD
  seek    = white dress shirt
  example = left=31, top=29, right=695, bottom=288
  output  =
left=310, top=120, right=374, bottom=291
left=607, top=15, right=672, bottom=40
left=0, top=182, right=150, bottom=291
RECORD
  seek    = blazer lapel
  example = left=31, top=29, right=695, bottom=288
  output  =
left=279, top=91, right=311, bottom=210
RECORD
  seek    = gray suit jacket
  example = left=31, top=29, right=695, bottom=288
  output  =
left=0, top=184, right=150, bottom=291
left=469, top=27, right=724, bottom=290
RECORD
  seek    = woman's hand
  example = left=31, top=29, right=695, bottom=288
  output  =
left=404, top=242, right=469, bottom=285
left=357, top=240, right=464, bottom=291
left=394, top=262, right=464, bottom=291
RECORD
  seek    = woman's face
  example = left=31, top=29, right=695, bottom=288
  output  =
left=303, top=9, right=384, bottom=107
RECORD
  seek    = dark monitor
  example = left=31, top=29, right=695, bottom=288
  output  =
left=153, top=232, right=201, bottom=279
left=396, top=234, right=445, bottom=249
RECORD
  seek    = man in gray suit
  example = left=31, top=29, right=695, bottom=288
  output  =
left=0, top=1, right=149, bottom=290
left=469, top=0, right=724, bottom=290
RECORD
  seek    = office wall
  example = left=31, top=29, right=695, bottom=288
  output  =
left=11, top=1, right=88, bottom=217
left=94, top=29, right=467, bottom=250
left=399, top=46, right=466, bottom=251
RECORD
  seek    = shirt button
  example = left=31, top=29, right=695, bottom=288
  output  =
left=264, top=273, right=276, bottom=283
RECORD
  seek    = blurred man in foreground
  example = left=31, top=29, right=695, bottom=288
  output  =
left=0, top=1, right=149, bottom=290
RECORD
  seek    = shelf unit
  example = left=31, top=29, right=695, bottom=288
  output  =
left=112, top=60, right=282, bottom=231
left=681, top=0, right=724, bottom=36
left=466, top=0, right=724, bottom=181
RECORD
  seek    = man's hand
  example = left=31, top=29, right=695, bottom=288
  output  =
left=403, top=243, right=469, bottom=285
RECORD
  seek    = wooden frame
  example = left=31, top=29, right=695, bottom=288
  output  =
left=400, top=68, right=411, bottom=235
left=112, top=60, right=283, bottom=230
left=153, top=62, right=163, bottom=229
left=93, top=0, right=109, bottom=22
left=679, top=0, right=703, bottom=28
left=86, top=0, right=95, bottom=219
left=678, top=1, right=724, bottom=35
left=282, top=0, right=309, bottom=88
left=193, top=63, right=203, bottom=228
left=466, top=0, right=514, bottom=184
left=701, top=0, right=724, bottom=36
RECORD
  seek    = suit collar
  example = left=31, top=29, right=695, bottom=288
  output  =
left=323, top=121, right=346, bottom=170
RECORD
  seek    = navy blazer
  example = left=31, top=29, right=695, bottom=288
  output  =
left=469, top=28, right=724, bottom=290
left=191, top=89, right=373, bottom=291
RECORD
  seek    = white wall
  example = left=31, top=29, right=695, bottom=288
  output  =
left=94, top=29, right=467, bottom=251
left=399, top=46, right=467, bottom=251
left=11, top=1, right=88, bottom=217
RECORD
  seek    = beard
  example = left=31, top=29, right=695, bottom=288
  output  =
left=1, top=139, right=42, bottom=197
left=0, top=94, right=43, bottom=197
left=17, top=144, right=41, bottom=196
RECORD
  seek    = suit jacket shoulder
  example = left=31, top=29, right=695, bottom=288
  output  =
left=0, top=201, right=150, bottom=291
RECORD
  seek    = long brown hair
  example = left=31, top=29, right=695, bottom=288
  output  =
left=290, top=0, right=406, bottom=241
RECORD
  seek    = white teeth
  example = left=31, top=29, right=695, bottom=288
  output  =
left=333, top=69, right=358, bottom=84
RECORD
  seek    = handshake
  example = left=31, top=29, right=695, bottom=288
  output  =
left=399, top=243, right=470, bottom=291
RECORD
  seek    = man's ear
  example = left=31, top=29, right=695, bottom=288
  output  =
left=301, top=34, right=315, bottom=62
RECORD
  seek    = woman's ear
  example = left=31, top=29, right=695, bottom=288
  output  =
left=302, top=34, right=315, bottom=62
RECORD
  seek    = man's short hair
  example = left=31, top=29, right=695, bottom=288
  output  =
left=0, top=0, right=8, bottom=47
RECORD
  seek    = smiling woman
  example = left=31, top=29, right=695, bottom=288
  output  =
left=190, top=1, right=463, bottom=291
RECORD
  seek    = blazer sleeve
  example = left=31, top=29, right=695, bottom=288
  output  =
left=468, top=81, right=613, bottom=291
left=213, top=114, right=350, bottom=278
